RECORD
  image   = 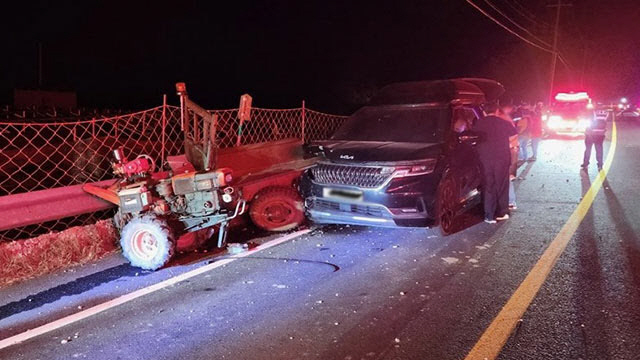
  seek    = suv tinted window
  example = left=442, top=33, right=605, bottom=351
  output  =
left=452, top=107, right=479, bottom=133
left=332, top=105, right=450, bottom=143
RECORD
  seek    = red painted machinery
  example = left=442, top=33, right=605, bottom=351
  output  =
left=83, top=84, right=314, bottom=270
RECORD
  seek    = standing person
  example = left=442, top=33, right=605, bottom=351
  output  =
left=529, top=102, right=544, bottom=161
left=581, top=113, right=606, bottom=171
left=474, top=102, right=517, bottom=224
left=513, top=104, right=531, bottom=161
left=498, top=103, right=519, bottom=210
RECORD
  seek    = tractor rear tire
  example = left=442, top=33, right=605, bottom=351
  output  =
left=249, top=186, right=305, bottom=232
left=120, top=215, right=175, bottom=270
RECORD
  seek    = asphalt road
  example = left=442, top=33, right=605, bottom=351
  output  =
left=1, top=121, right=639, bottom=360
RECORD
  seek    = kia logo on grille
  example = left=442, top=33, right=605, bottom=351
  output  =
left=340, top=154, right=354, bottom=160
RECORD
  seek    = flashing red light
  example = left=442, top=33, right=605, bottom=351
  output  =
left=175, top=82, right=187, bottom=94
left=555, top=92, right=589, bottom=102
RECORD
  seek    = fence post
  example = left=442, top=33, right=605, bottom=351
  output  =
left=141, top=111, right=146, bottom=136
left=161, top=94, right=167, bottom=168
left=301, top=100, right=306, bottom=142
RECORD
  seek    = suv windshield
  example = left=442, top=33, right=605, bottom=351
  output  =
left=332, top=105, right=450, bottom=143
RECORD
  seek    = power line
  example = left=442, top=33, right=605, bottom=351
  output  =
left=499, top=0, right=551, bottom=31
left=483, top=0, right=551, bottom=47
left=465, top=0, right=570, bottom=69
left=512, top=0, right=552, bottom=28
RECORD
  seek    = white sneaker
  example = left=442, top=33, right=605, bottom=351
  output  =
left=484, top=218, right=497, bottom=224
left=496, top=214, right=510, bottom=221
left=509, top=204, right=517, bottom=210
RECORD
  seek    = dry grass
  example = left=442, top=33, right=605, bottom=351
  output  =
left=0, top=220, right=119, bottom=288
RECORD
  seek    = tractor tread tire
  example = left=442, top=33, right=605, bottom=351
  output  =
left=120, top=214, right=175, bottom=270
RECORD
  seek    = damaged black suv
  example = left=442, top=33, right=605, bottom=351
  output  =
left=300, top=78, right=504, bottom=235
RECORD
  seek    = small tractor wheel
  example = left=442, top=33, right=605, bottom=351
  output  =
left=249, top=186, right=305, bottom=232
left=120, top=215, right=175, bottom=270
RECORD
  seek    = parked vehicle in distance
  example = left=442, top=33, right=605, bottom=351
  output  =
left=300, top=78, right=504, bottom=235
left=617, top=108, right=640, bottom=120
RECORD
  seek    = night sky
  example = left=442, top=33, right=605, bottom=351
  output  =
left=2, top=0, right=639, bottom=113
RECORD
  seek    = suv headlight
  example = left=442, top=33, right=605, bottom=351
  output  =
left=390, top=159, right=437, bottom=178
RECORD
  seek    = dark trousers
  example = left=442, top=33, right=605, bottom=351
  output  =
left=582, top=135, right=604, bottom=168
left=482, top=157, right=510, bottom=219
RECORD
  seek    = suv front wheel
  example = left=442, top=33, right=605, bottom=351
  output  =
left=437, top=174, right=458, bottom=236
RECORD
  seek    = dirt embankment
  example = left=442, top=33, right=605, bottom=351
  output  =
left=0, top=220, right=118, bottom=288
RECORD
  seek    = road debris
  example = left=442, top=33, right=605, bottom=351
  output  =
left=227, top=243, right=248, bottom=255
left=441, top=257, right=459, bottom=265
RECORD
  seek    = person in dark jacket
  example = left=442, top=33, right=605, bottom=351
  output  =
left=475, top=102, right=517, bottom=223
left=581, top=115, right=606, bottom=171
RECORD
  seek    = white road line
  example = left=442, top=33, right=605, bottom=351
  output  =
left=0, top=228, right=313, bottom=350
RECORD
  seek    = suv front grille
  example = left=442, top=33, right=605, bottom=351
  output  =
left=312, top=198, right=388, bottom=218
left=310, top=163, right=390, bottom=188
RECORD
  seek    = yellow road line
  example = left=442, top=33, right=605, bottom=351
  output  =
left=465, top=123, right=618, bottom=360
left=0, top=228, right=312, bottom=350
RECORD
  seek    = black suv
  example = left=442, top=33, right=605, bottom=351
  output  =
left=300, top=78, right=504, bottom=235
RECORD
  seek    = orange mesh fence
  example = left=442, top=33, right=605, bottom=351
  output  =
left=0, top=103, right=347, bottom=241
left=304, top=108, right=349, bottom=142
left=0, top=106, right=184, bottom=196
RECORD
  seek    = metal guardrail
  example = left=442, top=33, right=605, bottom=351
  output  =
left=0, top=179, right=117, bottom=232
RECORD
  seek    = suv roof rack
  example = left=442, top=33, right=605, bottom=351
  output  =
left=370, top=78, right=504, bottom=106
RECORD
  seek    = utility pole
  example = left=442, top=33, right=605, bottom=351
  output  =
left=547, top=0, right=572, bottom=104
left=579, top=44, right=588, bottom=88
left=37, top=42, right=43, bottom=88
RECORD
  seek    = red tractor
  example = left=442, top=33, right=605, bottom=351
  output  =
left=84, top=145, right=245, bottom=270
left=84, top=83, right=311, bottom=270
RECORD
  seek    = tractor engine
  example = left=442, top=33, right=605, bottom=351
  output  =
left=112, top=152, right=236, bottom=219
left=114, top=157, right=236, bottom=217
left=163, top=169, right=235, bottom=216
